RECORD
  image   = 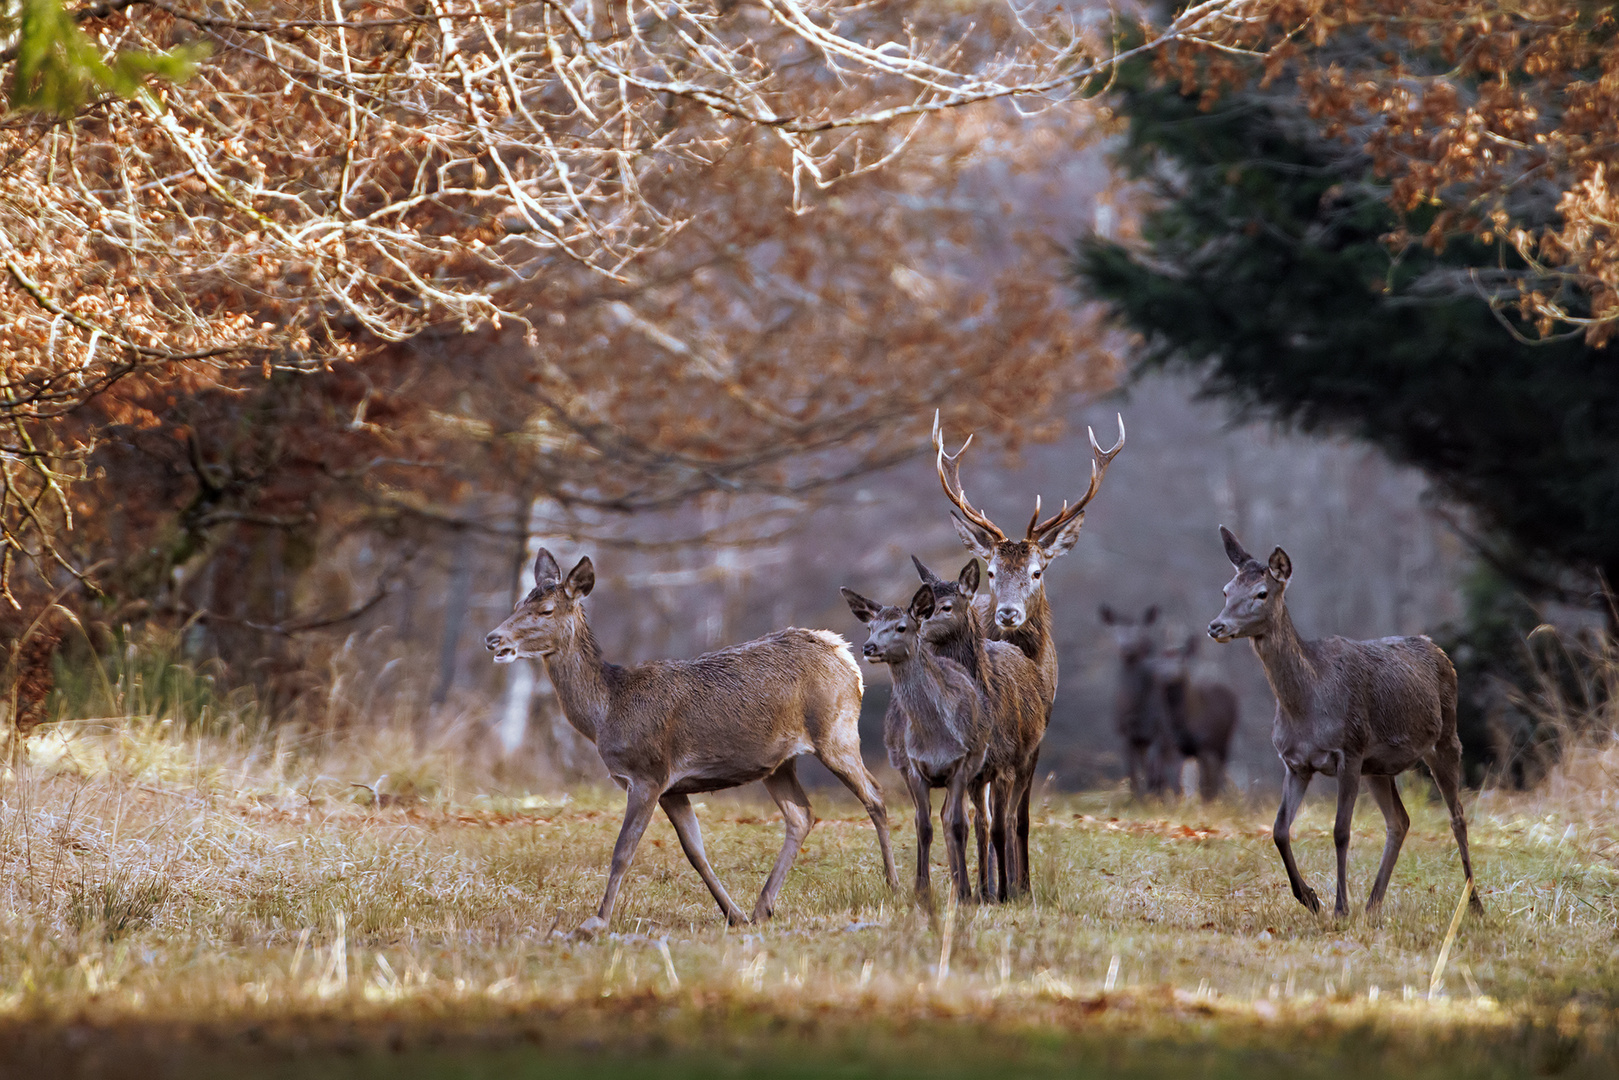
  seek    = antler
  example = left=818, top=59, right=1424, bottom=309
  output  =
left=932, top=410, right=1007, bottom=543
left=1026, top=413, right=1126, bottom=542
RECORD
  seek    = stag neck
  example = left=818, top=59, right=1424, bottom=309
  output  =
left=541, top=614, right=616, bottom=743
left=1250, top=604, right=1315, bottom=721
left=1000, top=588, right=1056, bottom=688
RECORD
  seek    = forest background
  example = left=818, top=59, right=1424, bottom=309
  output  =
left=1, top=0, right=1616, bottom=794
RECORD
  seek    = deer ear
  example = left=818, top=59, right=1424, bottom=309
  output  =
left=909, top=584, right=936, bottom=621
left=1037, top=513, right=1085, bottom=559
left=1220, top=526, right=1253, bottom=568
left=564, top=556, right=595, bottom=597
left=950, top=512, right=998, bottom=560
left=1268, top=547, right=1292, bottom=583
left=957, top=559, right=980, bottom=594
left=1099, top=604, right=1117, bottom=625
left=910, top=554, right=937, bottom=584
left=1143, top=605, right=1159, bottom=626
left=534, top=548, right=562, bottom=587
left=841, top=587, right=880, bottom=624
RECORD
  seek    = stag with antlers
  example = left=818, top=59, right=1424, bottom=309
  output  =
left=931, top=412, right=1125, bottom=894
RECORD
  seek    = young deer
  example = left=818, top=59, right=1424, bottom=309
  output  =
left=843, top=583, right=988, bottom=902
left=486, top=549, right=900, bottom=937
left=1150, top=635, right=1240, bottom=802
left=1100, top=604, right=1169, bottom=798
left=933, top=411, right=1125, bottom=894
left=911, top=556, right=1046, bottom=903
left=1207, top=527, right=1482, bottom=917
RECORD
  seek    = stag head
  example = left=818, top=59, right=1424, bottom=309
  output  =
left=933, top=411, right=1124, bottom=632
left=1207, top=526, right=1292, bottom=643
left=485, top=549, right=595, bottom=661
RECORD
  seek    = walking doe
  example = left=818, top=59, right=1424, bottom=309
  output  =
left=486, top=549, right=899, bottom=937
left=1206, top=527, right=1481, bottom=917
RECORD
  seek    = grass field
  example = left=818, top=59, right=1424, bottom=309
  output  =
left=2, top=713, right=1618, bottom=1079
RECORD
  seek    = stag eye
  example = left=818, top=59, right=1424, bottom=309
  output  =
left=1032, top=569, right=1042, bottom=579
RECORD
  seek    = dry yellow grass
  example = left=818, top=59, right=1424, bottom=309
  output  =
left=2, top=708, right=1618, bottom=1077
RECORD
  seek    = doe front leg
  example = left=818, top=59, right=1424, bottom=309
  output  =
left=1331, top=757, right=1364, bottom=917
left=579, top=777, right=664, bottom=938
left=905, top=768, right=935, bottom=900
left=1274, top=766, right=1320, bottom=914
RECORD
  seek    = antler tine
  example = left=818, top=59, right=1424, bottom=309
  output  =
left=1028, top=413, right=1126, bottom=540
left=932, top=410, right=1006, bottom=542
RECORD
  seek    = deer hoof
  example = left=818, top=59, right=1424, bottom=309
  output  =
left=571, top=916, right=609, bottom=941
left=1299, top=887, right=1321, bottom=914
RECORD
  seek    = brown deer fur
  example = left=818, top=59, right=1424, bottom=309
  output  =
left=1207, top=526, right=1482, bottom=917
left=844, top=583, right=988, bottom=902
left=1150, top=635, right=1240, bottom=802
left=933, top=412, right=1125, bottom=895
left=486, top=549, right=900, bottom=937
left=1100, top=604, right=1168, bottom=798
left=912, top=556, right=1046, bottom=902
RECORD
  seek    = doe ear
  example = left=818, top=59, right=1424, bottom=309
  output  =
left=956, top=558, right=980, bottom=595
left=564, top=555, right=595, bottom=597
left=1143, top=604, right=1159, bottom=626
left=840, top=587, right=881, bottom=624
left=950, top=512, right=999, bottom=560
left=534, top=548, right=562, bottom=587
left=910, top=554, right=939, bottom=584
left=1267, top=547, right=1293, bottom=584
left=908, top=583, right=936, bottom=621
left=1099, top=604, right=1117, bottom=625
left=1219, top=525, right=1253, bottom=568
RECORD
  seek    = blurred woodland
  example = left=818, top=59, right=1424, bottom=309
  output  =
left=1, top=0, right=1617, bottom=789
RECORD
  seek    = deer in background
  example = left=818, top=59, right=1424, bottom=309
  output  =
left=843, top=582, right=988, bottom=902
left=486, top=549, right=900, bottom=937
left=1207, top=527, right=1482, bottom=917
left=934, top=411, right=1125, bottom=895
left=1151, top=634, right=1240, bottom=802
left=1100, top=604, right=1169, bottom=798
left=911, top=556, right=1046, bottom=903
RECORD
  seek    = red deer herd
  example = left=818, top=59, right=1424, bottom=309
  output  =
left=485, top=414, right=1482, bottom=935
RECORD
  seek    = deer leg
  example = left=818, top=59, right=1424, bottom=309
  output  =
left=1017, top=747, right=1040, bottom=896
left=1198, top=750, right=1225, bottom=802
left=660, top=792, right=749, bottom=927
left=580, top=778, right=664, bottom=938
left=942, top=770, right=973, bottom=903
left=817, top=743, right=902, bottom=892
left=1425, top=741, right=1484, bottom=914
left=1125, top=742, right=1144, bottom=799
left=753, top=760, right=816, bottom=922
left=905, top=768, right=935, bottom=899
left=1363, top=775, right=1409, bottom=914
left=1331, top=758, right=1364, bottom=917
left=1274, top=766, right=1320, bottom=914
left=989, top=776, right=1012, bottom=904
left=971, top=777, right=991, bottom=903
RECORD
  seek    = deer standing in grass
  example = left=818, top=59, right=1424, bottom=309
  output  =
left=1100, top=604, right=1170, bottom=798
left=486, top=549, right=900, bottom=937
left=1150, top=634, right=1240, bottom=802
left=910, top=556, right=1046, bottom=902
left=933, top=412, right=1125, bottom=895
left=1207, top=527, right=1482, bottom=917
left=844, top=582, right=988, bottom=902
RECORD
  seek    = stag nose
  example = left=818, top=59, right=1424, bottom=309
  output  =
left=995, top=606, right=1021, bottom=627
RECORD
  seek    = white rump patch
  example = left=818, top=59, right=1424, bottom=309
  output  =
left=808, top=628, right=863, bottom=697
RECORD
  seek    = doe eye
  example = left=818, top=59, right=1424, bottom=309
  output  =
left=1255, top=590, right=1268, bottom=600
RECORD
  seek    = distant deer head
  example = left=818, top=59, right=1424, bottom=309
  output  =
left=841, top=584, right=935, bottom=665
left=1207, top=526, right=1292, bottom=643
left=486, top=549, right=595, bottom=661
left=1100, top=603, right=1159, bottom=664
left=933, top=411, right=1123, bottom=633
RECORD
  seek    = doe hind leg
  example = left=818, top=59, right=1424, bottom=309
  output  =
left=754, top=760, right=816, bottom=922
left=816, top=731, right=902, bottom=892
left=1424, top=739, right=1484, bottom=914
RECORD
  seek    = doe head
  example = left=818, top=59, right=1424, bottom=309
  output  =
left=1207, top=525, right=1292, bottom=643
left=910, top=555, right=980, bottom=647
left=484, top=548, right=595, bottom=662
left=1150, top=633, right=1200, bottom=687
left=842, top=583, right=935, bottom=665
left=1099, top=603, right=1159, bottom=665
